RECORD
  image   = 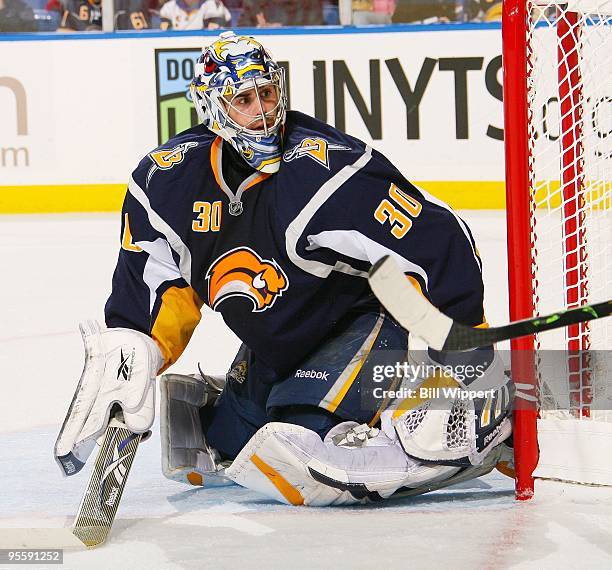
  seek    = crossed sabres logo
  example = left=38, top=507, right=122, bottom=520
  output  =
left=146, top=141, right=199, bottom=186
left=283, top=137, right=350, bottom=169
left=206, top=247, right=288, bottom=312
left=146, top=138, right=348, bottom=188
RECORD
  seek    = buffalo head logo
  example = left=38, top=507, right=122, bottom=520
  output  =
left=206, top=247, right=288, bottom=312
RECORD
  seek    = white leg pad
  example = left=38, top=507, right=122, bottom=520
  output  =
left=225, top=422, right=457, bottom=506
left=159, top=373, right=230, bottom=487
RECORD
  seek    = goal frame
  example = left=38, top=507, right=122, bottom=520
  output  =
left=503, top=0, right=538, bottom=500
left=502, top=0, right=610, bottom=499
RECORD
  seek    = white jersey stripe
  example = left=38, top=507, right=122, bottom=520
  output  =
left=306, top=229, right=430, bottom=289
left=128, top=176, right=193, bottom=284
left=285, top=146, right=373, bottom=278
left=137, top=238, right=182, bottom=312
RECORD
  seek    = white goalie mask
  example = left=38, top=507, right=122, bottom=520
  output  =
left=190, top=31, right=287, bottom=173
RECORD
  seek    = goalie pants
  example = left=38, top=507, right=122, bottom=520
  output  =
left=203, top=309, right=409, bottom=459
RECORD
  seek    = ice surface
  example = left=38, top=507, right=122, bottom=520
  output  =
left=0, top=212, right=611, bottom=569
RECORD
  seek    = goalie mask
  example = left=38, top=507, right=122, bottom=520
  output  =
left=190, top=31, right=287, bottom=174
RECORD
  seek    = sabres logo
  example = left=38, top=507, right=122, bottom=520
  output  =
left=206, top=247, right=288, bottom=312
left=283, top=137, right=351, bottom=169
left=146, top=141, right=199, bottom=186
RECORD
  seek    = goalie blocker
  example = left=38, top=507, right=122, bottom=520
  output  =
left=54, top=320, right=162, bottom=476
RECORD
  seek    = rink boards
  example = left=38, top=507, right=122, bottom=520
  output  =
left=2, top=25, right=507, bottom=211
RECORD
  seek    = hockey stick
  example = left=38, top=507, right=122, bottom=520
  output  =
left=1, top=417, right=141, bottom=550
left=72, top=415, right=142, bottom=548
left=369, top=256, right=611, bottom=351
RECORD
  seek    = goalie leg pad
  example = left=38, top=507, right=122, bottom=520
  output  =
left=225, top=422, right=457, bottom=506
left=160, top=373, right=231, bottom=487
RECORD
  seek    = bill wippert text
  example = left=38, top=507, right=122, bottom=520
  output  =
left=372, top=386, right=497, bottom=401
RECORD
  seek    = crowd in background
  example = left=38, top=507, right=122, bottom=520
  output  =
left=0, top=0, right=502, bottom=33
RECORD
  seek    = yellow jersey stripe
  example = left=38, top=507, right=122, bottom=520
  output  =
left=152, top=285, right=204, bottom=373
left=323, top=312, right=385, bottom=414
left=121, top=213, right=143, bottom=252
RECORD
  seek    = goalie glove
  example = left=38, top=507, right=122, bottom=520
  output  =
left=384, top=351, right=513, bottom=467
left=54, top=320, right=163, bottom=476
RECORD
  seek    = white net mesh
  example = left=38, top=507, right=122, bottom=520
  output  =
left=527, top=0, right=612, bottom=421
left=446, top=400, right=471, bottom=450
left=402, top=401, right=430, bottom=435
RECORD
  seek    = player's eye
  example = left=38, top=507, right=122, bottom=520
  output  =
left=235, top=95, right=251, bottom=106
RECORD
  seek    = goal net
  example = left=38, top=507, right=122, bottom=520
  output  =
left=503, top=0, right=612, bottom=498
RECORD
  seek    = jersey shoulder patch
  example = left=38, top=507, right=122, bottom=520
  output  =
left=132, top=126, right=216, bottom=190
left=283, top=137, right=351, bottom=170
left=147, top=141, right=199, bottom=182
left=283, top=112, right=367, bottom=172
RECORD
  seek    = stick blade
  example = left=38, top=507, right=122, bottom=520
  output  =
left=72, top=422, right=142, bottom=548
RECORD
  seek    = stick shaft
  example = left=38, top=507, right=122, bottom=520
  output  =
left=369, top=256, right=611, bottom=351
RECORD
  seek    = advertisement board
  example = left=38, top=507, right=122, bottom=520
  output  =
left=0, top=27, right=507, bottom=211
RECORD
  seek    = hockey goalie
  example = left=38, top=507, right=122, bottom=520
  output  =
left=55, top=31, right=513, bottom=506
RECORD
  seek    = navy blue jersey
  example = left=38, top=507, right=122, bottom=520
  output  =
left=105, top=111, right=484, bottom=378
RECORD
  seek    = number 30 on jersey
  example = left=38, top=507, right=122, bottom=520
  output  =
left=374, top=183, right=422, bottom=239
left=193, top=201, right=222, bottom=233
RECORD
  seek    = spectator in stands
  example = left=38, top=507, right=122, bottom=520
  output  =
left=297, top=0, right=323, bottom=25
left=391, top=0, right=456, bottom=23
left=352, top=0, right=395, bottom=24
left=160, top=0, right=231, bottom=29
left=115, top=0, right=151, bottom=28
left=238, top=0, right=322, bottom=27
left=57, top=0, right=151, bottom=31
left=45, top=0, right=62, bottom=16
left=219, top=0, right=240, bottom=24
left=322, top=0, right=338, bottom=24
left=57, top=0, right=102, bottom=30
left=372, top=0, right=395, bottom=21
left=469, top=0, right=501, bottom=21
left=0, top=0, right=37, bottom=31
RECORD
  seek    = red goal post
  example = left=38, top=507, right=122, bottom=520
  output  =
left=503, top=0, right=612, bottom=499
